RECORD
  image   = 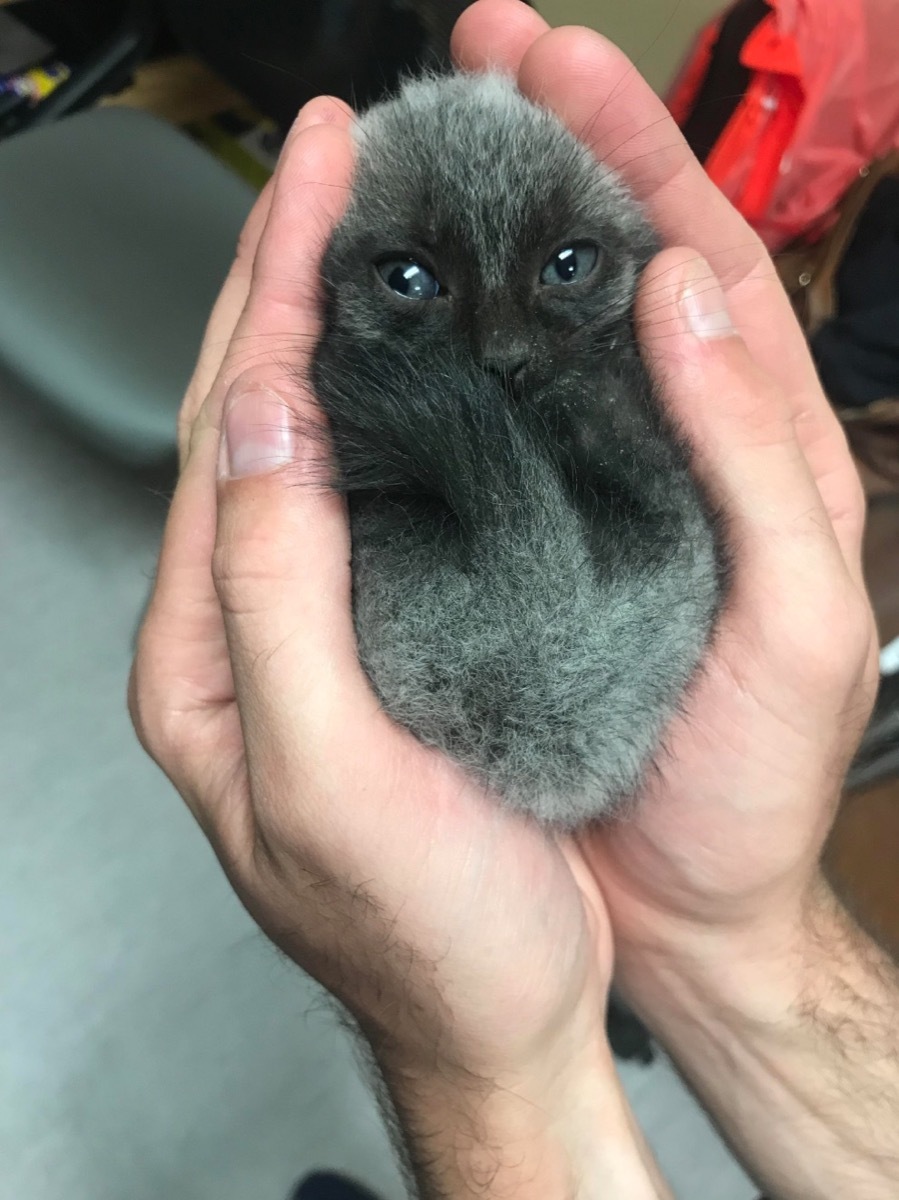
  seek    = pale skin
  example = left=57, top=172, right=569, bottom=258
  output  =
left=129, top=2, right=899, bottom=1198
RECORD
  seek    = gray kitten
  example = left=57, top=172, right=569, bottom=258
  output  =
left=311, top=72, right=724, bottom=827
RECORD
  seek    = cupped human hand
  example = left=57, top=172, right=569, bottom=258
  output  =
left=129, top=86, right=614, bottom=1094
left=453, top=0, right=880, bottom=983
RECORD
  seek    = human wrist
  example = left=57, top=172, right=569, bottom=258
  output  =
left=610, top=872, right=884, bottom=1027
left=372, top=1012, right=671, bottom=1200
left=611, top=876, right=899, bottom=1199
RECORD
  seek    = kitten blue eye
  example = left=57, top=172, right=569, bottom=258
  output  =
left=377, top=258, right=441, bottom=300
left=540, top=242, right=599, bottom=286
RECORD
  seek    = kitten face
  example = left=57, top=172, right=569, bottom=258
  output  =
left=322, top=73, right=658, bottom=402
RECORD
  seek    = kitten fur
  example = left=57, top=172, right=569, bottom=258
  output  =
left=312, top=72, right=723, bottom=827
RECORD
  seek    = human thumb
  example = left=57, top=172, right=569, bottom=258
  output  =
left=213, top=382, right=369, bottom=756
left=634, top=248, right=838, bottom=583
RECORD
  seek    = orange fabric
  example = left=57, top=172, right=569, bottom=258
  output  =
left=703, top=14, right=805, bottom=229
left=667, top=0, right=899, bottom=252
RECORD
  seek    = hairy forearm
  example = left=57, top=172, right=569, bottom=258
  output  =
left=373, top=1036, right=673, bottom=1200
left=616, top=879, right=899, bottom=1198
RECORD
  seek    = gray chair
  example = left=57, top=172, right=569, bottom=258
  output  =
left=0, top=103, right=255, bottom=466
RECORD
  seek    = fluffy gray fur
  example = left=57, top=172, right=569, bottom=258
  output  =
left=311, top=71, right=724, bottom=826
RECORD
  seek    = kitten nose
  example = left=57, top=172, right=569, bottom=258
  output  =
left=478, top=344, right=531, bottom=379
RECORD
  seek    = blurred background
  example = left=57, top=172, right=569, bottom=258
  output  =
left=1, top=3, right=897, bottom=1199
left=546, top=0, right=723, bottom=89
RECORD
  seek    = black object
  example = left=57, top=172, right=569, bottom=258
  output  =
left=1, top=0, right=118, bottom=59
left=161, top=0, right=497, bottom=132
left=811, top=176, right=899, bottom=411
left=607, top=995, right=655, bottom=1064
left=679, top=0, right=771, bottom=164
left=290, top=1171, right=384, bottom=1200
left=164, top=0, right=426, bottom=131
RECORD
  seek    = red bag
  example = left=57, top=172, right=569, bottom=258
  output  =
left=668, top=0, right=899, bottom=252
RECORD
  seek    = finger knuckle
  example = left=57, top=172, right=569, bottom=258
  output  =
left=127, top=651, right=171, bottom=764
left=128, top=634, right=197, bottom=773
left=212, top=529, right=296, bottom=615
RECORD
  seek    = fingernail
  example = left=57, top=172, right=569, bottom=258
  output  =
left=219, top=388, right=295, bottom=478
left=679, top=257, right=735, bottom=340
